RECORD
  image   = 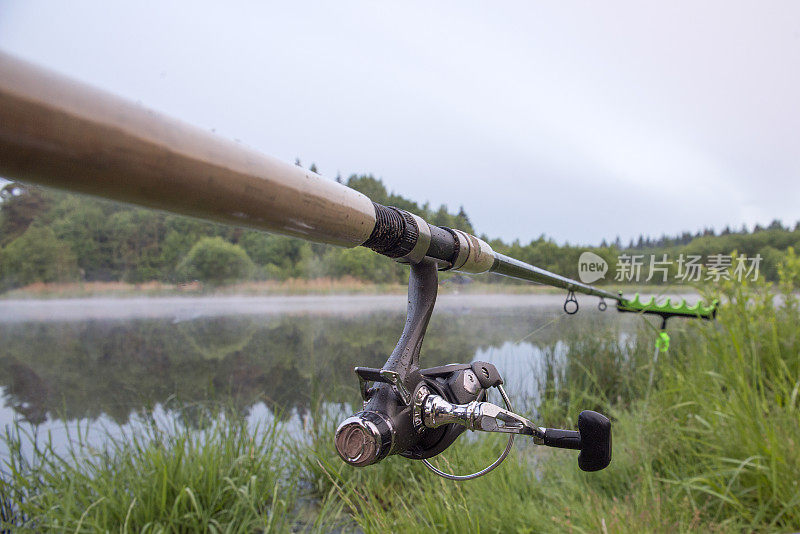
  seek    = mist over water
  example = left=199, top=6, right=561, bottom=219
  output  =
left=0, top=298, right=638, bottom=458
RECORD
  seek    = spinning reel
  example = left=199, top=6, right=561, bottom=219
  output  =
left=335, top=259, right=612, bottom=480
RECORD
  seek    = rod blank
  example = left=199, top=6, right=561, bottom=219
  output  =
left=491, top=253, right=622, bottom=302
left=0, top=52, right=628, bottom=305
left=0, top=52, right=376, bottom=247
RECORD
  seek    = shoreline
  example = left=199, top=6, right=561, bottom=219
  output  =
left=0, top=279, right=694, bottom=299
left=0, top=291, right=702, bottom=323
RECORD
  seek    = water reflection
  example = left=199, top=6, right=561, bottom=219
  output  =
left=1, top=305, right=638, bottom=456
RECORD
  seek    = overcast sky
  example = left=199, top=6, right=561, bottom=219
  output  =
left=1, top=2, right=798, bottom=245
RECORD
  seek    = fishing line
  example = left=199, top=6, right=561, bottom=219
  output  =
left=512, top=310, right=569, bottom=346
left=440, top=310, right=568, bottom=476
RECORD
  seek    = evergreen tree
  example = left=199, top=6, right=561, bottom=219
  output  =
left=0, top=183, right=52, bottom=246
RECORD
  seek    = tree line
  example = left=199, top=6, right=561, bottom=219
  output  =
left=0, top=174, right=473, bottom=289
left=1, top=174, right=798, bottom=290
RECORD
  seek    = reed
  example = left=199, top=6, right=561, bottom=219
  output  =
left=1, top=413, right=296, bottom=532
left=303, top=269, right=800, bottom=532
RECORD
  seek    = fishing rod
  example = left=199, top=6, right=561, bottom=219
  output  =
left=0, top=52, right=716, bottom=479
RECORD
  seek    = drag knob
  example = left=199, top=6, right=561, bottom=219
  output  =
left=334, top=411, right=394, bottom=467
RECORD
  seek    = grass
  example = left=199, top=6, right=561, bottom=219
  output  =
left=1, top=414, right=296, bottom=532
left=298, top=272, right=800, bottom=532
left=2, top=270, right=798, bottom=532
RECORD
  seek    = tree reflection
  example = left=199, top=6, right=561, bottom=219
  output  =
left=0, top=308, right=628, bottom=425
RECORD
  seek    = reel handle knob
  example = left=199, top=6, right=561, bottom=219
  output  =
left=542, top=410, right=612, bottom=472
left=576, top=410, right=611, bottom=472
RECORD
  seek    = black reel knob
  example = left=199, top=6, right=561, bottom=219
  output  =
left=577, top=410, right=612, bottom=472
left=542, top=410, right=612, bottom=472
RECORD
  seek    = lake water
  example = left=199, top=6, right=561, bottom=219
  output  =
left=0, top=294, right=642, bottom=458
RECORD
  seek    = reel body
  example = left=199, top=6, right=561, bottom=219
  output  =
left=334, top=259, right=612, bottom=479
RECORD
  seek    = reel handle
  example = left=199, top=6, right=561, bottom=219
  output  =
left=542, top=410, right=612, bottom=472
left=418, top=393, right=612, bottom=473
left=542, top=428, right=581, bottom=450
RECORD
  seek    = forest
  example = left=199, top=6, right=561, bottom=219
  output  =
left=1, top=173, right=799, bottom=291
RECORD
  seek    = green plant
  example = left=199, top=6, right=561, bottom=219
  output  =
left=1, top=414, right=294, bottom=532
left=0, top=225, right=78, bottom=289
left=176, top=237, right=254, bottom=284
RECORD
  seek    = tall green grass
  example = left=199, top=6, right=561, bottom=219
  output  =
left=300, top=265, right=800, bottom=532
left=1, top=414, right=295, bottom=532
left=651, top=277, right=800, bottom=529
left=2, top=258, right=799, bottom=532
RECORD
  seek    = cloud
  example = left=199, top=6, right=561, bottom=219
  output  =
left=1, top=1, right=798, bottom=244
